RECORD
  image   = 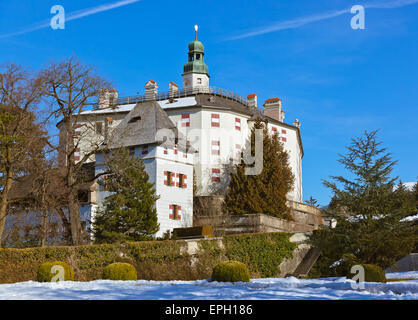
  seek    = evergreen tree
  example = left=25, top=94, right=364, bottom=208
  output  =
left=310, top=131, right=417, bottom=276
left=223, top=119, right=294, bottom=220
left=93, top=148, right=159, bottom=243
left=305, top=196, right=319, bottom=208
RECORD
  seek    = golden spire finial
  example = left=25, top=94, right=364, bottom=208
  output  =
left=194, top=25, right=198, bottom=40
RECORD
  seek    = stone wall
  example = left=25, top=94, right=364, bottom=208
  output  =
left=193, top=196, right=324, bottom=236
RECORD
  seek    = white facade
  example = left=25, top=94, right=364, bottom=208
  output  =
left=95, top=144, right=194, bottom=238
left=76, top=96, right=304, bottom=202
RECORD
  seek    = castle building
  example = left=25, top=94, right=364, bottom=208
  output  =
left=62, top=28, right=304, bottom=237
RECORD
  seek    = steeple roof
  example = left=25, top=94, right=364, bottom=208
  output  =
left=183, top=29, right=209, bottom=76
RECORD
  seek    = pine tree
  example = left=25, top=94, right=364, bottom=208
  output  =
left=310, top=130, right=417, bottom=275
left=93, top=148, right=160, bottom=243
left=223, top=119, right=294, bottom=220
left=305, top=196, right=319, bottom=208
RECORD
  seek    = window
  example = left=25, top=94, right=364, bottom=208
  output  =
left=211, top=113, right=220, bottom=127
left=142, top=144, right=148, bottom=155
left=281, top=137, right=287, bottom=142
left=164, top=171, right=175, bottom=186
left=271, top=127, right=277, bottom=137
left=281, top=129, right=287, bottom=134
left=77, top=190, right=89, bottom=204
left=169, top=204, right=181, bottom=220
left=181, top=114, right=190, bottom=127
left=95, top=122, right=103, bottom=135
left=235, top=118, right=241, bottom=131
left=212, top=168, right=220, bottom=182
left=211, top=140, right=220, bottom=155
left=74, top=148, right=80, bottom=161
left=196, top=54, right=201, bottom=60
left=74, top=124, right=82, bottom=136
left=177, top=174, right=188, bottom=188
left=197, top=78, right=202, bottom=84
left=128, top=116, right=141, bottom=123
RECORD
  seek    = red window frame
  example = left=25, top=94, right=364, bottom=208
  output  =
left=211, top=113, right=220, bottom=127
left=211, top=140, right=220, bottom=155
left=181, top=114, right=190, bottom=127
left=235, top=117, right=241, bottom=131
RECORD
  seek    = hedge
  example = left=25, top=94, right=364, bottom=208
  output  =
left=0, top=232, right=296, bottom=283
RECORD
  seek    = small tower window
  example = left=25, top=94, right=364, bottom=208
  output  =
left=197, top=78, right=202, bottom=85
left=196, top=54, right=201, bottom=60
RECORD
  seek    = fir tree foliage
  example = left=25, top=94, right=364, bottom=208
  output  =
left=93, top=148, right=159, bottom=243
left=310, top=130, right=417, bottom=275
left=223, top=118, right=294, bottom=220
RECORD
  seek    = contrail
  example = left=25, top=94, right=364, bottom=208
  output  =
left=0, top=0, right=142, bottom=39
left=226, top=0, right=418, bottom=40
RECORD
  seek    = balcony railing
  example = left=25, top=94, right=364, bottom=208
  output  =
left=94, top=86, right=249, bottom=110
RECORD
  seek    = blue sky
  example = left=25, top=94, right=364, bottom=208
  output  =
left=0, top=0, right=417, bottom=205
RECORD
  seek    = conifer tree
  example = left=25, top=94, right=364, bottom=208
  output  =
left=310, top=130, right=417, bottom=275
left=93, top=148, right=159, bottom=243
left=223, top=119, right=294, bottom=220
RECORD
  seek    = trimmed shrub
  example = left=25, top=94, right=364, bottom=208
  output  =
left=211, top=260, right=250, bottom=282
left=348, top=264, right=387, bottom=283
left=102, top=262, right=137, bottom=280
left=37, top=261, right=74, bottom=282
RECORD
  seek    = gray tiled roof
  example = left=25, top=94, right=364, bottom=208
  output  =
left=109, top=101, right=191, bottom=152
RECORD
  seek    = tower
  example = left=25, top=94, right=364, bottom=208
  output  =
left=182, top=25, right=210, bottom=93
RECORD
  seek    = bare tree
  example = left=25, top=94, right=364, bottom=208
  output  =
left=39, top=57, right=111, bottom=245
left=0, top=64, right=45, bottom=245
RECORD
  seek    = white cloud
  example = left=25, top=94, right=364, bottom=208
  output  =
left=0, top=0, right=142, bottom=39
left=226, top=0, right=418, bottom=40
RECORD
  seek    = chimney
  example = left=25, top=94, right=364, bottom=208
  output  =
left=247, top=94, right=257, bottom=108
left=169, top=82, right=179, bottom=98
left=99, top=88, right=110, bottom=109
left=109, top=89, right=118, bottom=108
left=293, top=119, right=301, bottom=128
left=145, top=80, right=158, bottom=101
left=263, top=98, right=285, bottom=122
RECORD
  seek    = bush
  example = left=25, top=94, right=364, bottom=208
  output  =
left=37, top=261, right=74, bottom=282
left=211, top=260, right=250, bottom=282
left=348, top=264, right=387, bottom=283
left=102, top=262, right=137, bottom=280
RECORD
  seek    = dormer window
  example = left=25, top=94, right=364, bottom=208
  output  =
left=128, top=116, right=141, bottom=123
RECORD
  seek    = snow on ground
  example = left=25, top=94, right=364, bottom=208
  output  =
left=0, top=272, right=417, bottom=300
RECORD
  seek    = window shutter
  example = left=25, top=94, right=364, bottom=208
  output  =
left=211, top=140, right=220, bottom=155
left=178, top=206, right=182, bottom=220
left=169, top=204, right=173, bottom=219
left=211, top=113, right=220, bottom=127
left=164, top=171, right=168, bottom=185
left=235, top=117, right=241, bottom=131
left=74, top=148, right=80, bottom=161
left=212, top=168, right=220, bottom=182
left=183, top=175, right=187, bottom=188
left=181, top=114, right=190, bottom=127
